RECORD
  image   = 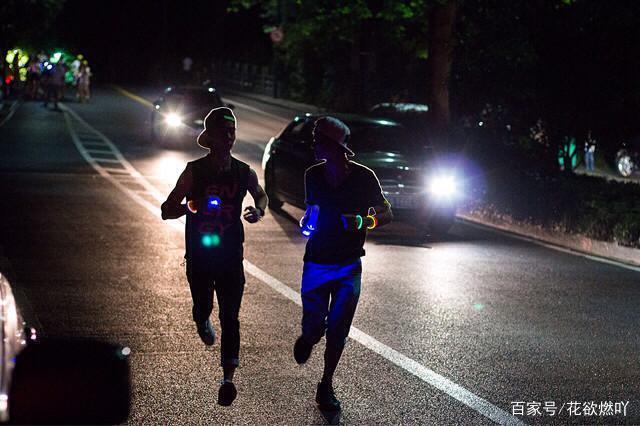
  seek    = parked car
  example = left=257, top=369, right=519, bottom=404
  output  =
left=150, top=86, right=233, bottom=148
left=369, top=102, right=432, bottom=145
left=0, top=271, right=131, bottom=424
left=615, top=138, right=640, bottom=177
left=262, top=114, right=465, bottom=234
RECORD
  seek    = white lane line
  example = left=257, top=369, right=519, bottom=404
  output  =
left=85, top=149, right=114, bottom=155
left=93, top=158, right=123, bottom=164
left=61, top=103, right=525, bottom=426
left=82, top=141, right=109, bottom=146
left=0, top=100, right=20, bottom=128
left=61, top=104, right=163, bottom=200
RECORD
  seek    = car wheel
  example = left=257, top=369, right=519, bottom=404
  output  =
left=616, top=152, right=634, bottom=177
left=265, top=162, right=284, bottom=210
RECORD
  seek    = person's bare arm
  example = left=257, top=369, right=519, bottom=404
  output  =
left=161, top=166, right=192, bottom=220
left=243, top=168, right=268, bottom=223
left=367, top=199, right=393, bottom=228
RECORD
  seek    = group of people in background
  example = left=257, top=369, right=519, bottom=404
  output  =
left=3, top=51, right=92, bottom=108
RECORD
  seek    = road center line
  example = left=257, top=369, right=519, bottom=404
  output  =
left=113, top=85, right=291, bottom=122
left=61, top=102, right=525, bottom=425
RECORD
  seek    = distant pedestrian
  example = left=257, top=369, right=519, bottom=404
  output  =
left=161, top=107, right=268, bottom=406
left=294, top=117, right=393, bottom=411
left=76, top=62, right=92, bottom=103
left=584, top=131, right=596, bottom=171
left=26, top=60, right=41, bottom=100
left=43, top=61, right=66, bottom=110
left=182, top=56, right=193, bottom=84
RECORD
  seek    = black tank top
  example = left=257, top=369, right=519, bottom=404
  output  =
left=185, top=156, right=250, bottom=263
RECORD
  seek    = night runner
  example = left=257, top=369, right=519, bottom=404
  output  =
left=161, top=107, right=268, bottom=406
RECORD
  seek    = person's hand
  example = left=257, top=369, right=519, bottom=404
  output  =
left=243, top=206, right=262, bottom=223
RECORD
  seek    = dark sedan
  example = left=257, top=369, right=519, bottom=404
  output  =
left=150, top=86, right=233, bottom=147
left=262, top=114, right=464, bottom=234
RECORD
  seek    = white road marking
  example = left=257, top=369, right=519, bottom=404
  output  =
left=0, top=100, right=20, bottom=128
left=93, top=158, right=123, bottom=164
left=60, top=102, right=525, bottom=425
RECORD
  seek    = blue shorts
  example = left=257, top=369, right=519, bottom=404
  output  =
left=300, top=259, right=362, bottom=350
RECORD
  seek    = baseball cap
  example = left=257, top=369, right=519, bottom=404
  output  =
left=313, top=116, right=354, bottom=156
left=198, top=107, right=236, bottom=149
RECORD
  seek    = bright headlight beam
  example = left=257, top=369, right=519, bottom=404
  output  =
left=429, top=175, right=457, bottom=197
left=165, top=113, right=183, bottom=127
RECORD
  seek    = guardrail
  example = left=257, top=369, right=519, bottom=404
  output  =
left=210, top=60, right=279, bottom=98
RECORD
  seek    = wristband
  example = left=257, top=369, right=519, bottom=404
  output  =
left=355, top=214, right=363, bottom=230
left=366, top=214, right=378, bottom=230
left=186, top=200, right=198, bottom=214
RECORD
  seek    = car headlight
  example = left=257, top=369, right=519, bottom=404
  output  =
left=429, top=175, right=457, bottom=198
left=165, top=113, right=183, bottom=127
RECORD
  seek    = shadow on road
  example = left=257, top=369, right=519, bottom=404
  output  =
left=319, top=408, right=341, bottom=425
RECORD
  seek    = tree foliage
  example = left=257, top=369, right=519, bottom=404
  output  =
left=0, top=0, right=66, bottom=48
left=230, top=0, right=451, bottom=111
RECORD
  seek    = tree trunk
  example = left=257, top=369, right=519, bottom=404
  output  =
left=426, top=0, right=459, bottom=137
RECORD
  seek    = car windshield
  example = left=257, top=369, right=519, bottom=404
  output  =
left=168, top=90, right=223, bottom=109
left=346, top=122, right=425, bottom=153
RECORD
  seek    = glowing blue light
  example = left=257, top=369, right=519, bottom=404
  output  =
left=301, top=205, right=320, bottom=237
left=207, top=196, right=221, bottom=209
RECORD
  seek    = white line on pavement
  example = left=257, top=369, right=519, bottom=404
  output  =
left=61, top=102, right=526, bottom=426
left=0, top=100, right=20, bottom=128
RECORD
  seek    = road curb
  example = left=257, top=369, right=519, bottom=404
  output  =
left=457, top=212, right=640, bottom=269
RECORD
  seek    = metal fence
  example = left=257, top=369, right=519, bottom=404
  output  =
left=210, top=60, right=278, bottom=98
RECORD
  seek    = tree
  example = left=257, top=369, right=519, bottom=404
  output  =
left=230, top=0, right=460, bottom=127
left=0, top=0, right=66, bottom=96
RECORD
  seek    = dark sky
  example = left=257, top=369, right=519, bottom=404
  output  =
left=48, top=0, right=272, bottom=83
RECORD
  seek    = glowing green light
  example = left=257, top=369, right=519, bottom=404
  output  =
left=223, top=115, right=235, bottom=122
left=50, top=52, right=62, bottom=64
left=473, top=303, right=485, bottom=311
left=5, top=49, right=16, bottom=64
left=201, top=234, right=221, bottom=247
left=17, top=53, right=29, bottom=68
left=356, top=215, right=363, bottom=230
left=557, top=137, right=578, bottom=169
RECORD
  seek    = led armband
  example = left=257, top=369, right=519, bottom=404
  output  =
left=366, top=214, right=378, bottom=230
left=187, top=200, right=198, bottom=214
left=301, top=205, right=320, bottom=237
left=365, top=206, right=378, bottom=230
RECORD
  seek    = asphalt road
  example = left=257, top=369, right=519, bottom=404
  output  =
left=0, top=87, right=638, bottom=425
